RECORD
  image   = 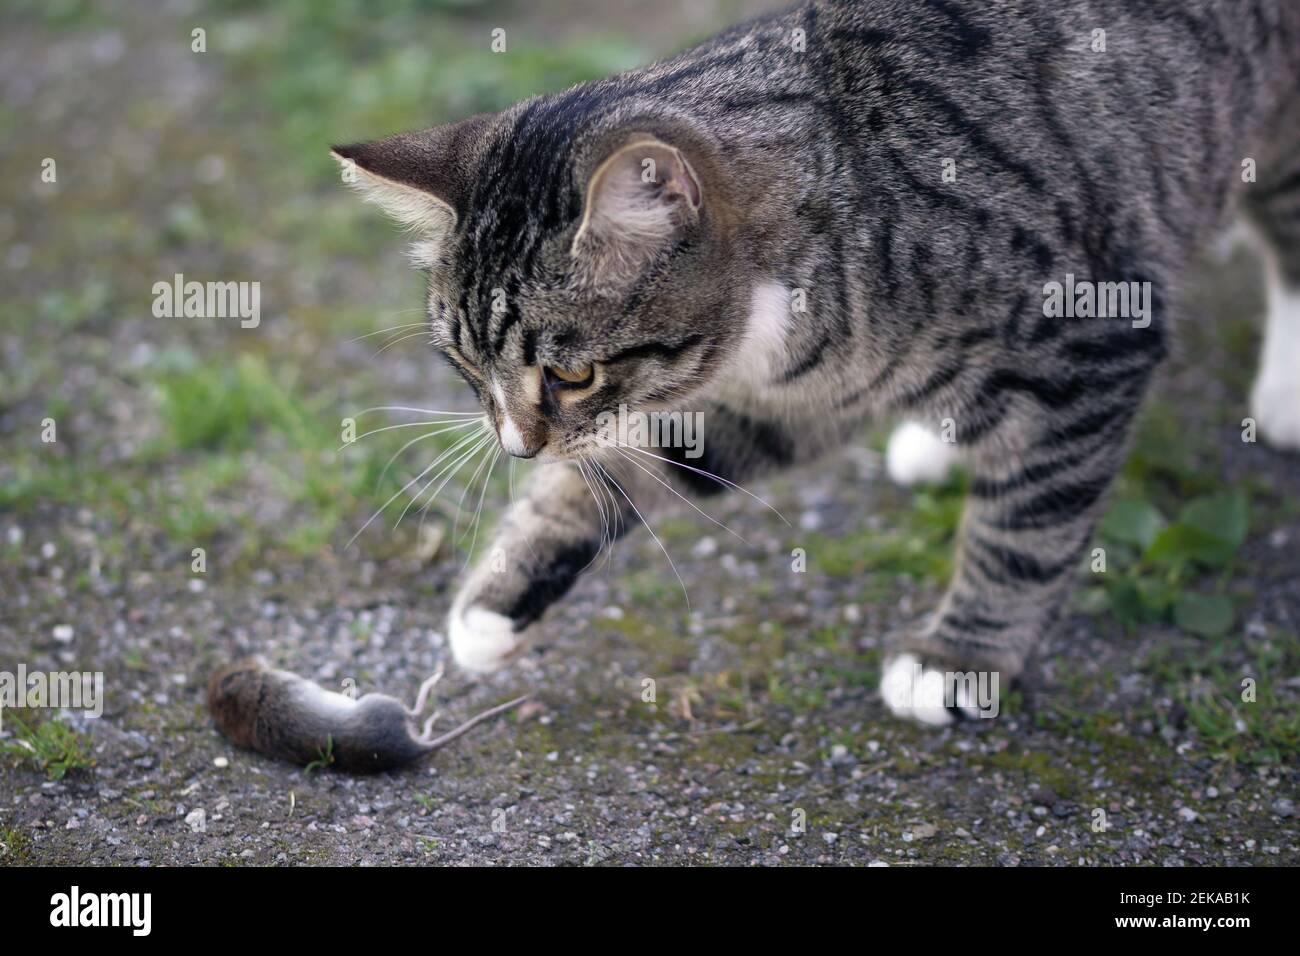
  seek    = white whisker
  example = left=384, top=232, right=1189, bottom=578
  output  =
left=590, top=459, right=624, bottom=571
left=575, top=459, right=611, bottom=575
left=462, top=445, right=501, bottom=568
left=353, top=406, right=483, bottom=418
left=402, top=432, right=495, bottom=529
left=452, top=434, right=498, bottom=543
left=612, top=447, right=749, bottom=546
left=601, top=457, right=689, bottom=607
left=346, top=322, right=431, bottom=344
left=339, top=416, right=482, bottom=452
left=347, top=429, right=486, bottom=549
left=374, top=329, right=436, bottom=357
left=612, top=443, right=790, bottom=526
left=376, top=420, right=487, bottom=490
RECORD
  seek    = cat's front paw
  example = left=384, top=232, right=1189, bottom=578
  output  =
left=1251, top=376, right=1300, bottom=451
left=448, top=603, right=528, bottom=673
left=880, top=652, right=995, bottom=726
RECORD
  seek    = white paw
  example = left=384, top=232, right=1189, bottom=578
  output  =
left=448, top=605, right=522, bottom=673
left=885, top=422, right=959, bottom=487
left=1251, top=377, right=1300, bottom=451
left=881, top=653, right=987, bottom=726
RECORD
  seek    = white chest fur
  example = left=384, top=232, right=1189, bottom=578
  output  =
left=713, top=281, right=792, bottom=401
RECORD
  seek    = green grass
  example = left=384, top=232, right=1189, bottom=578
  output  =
left=0, top=716, right=95, bottom=780
left=1142, top=636, right=1300, bottom=767
left=0, top=827, right=33, bottom=865
left=808, top=478, right=966, bottom=584
left=152, top=354, right=317, bottom=453
left=1079, top=404, right=1259, bottom=639
left=0, top=0, right=663, bottom=577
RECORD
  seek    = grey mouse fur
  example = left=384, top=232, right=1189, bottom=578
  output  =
left=207, top=656, right=527, bottom=773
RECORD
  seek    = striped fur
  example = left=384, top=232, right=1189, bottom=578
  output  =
left=338, top=1, right=1300, bottom=703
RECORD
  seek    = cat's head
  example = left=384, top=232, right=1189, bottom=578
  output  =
left=334, top=97, right=748, bottom=461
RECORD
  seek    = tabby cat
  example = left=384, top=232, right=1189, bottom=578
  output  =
left=333, top=0, right=1300, bottom=724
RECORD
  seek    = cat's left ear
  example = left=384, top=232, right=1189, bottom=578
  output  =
left=331, top=113, right=493, bottom=265
left=571, top=136, right=702, bottom=277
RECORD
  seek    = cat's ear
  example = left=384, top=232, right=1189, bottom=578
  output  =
left=331, top=113, right=492, bottom=265
left=571, top=136, right=702, bottom=278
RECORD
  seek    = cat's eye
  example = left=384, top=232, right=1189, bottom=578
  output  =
left=544, top=363, right=595, bottom=390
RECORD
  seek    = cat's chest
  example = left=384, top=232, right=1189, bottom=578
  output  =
left=709, top=281, right=839, bottom=414
left=711, top=282, right=793, bottom=400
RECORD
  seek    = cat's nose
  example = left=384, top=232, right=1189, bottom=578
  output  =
left=497, top=412, right=546, bottom=458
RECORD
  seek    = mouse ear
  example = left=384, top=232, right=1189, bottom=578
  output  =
left=331, top=112, right=496, bottom=265
left=570, top=135, right=702, bottom=281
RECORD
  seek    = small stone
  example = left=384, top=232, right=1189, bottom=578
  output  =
left=213, top=757, right=229, bottom=769
left=52, top=624, right=74, bottom=643
left=912, top=823, right=938, bottom=840
left=185, top=808, right=206, bottom=833
left=1177, top=807, right=1198, bottom=823
left=414, top=523, right=444, bottom=563
left=822, top=832, right=838, bottom=845
left=1271, top=798, right=1293, bottom=818
left=691, top=536, right=718, bottom=558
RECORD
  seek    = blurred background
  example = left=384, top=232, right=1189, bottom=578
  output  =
left=0, top=0, right=1295, bottom=865
left=0, top=0, right=783, bottom=569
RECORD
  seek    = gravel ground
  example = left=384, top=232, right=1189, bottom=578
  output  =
left=5, top=344, right=1298, bottom=867
left=1, top=0, right=1296, bottom=867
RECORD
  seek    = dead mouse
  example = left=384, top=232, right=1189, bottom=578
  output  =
left=207, top=656, right=529, bottom=773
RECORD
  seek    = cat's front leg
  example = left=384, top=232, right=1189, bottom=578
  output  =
left=447, top=461, right=637, bottom=672
left=881, top=390, right=1149, bottom=725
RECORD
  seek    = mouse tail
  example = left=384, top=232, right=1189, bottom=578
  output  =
left=406, top=663, right=446, bottom=717
left=417, top=694, right=531, bottom=750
